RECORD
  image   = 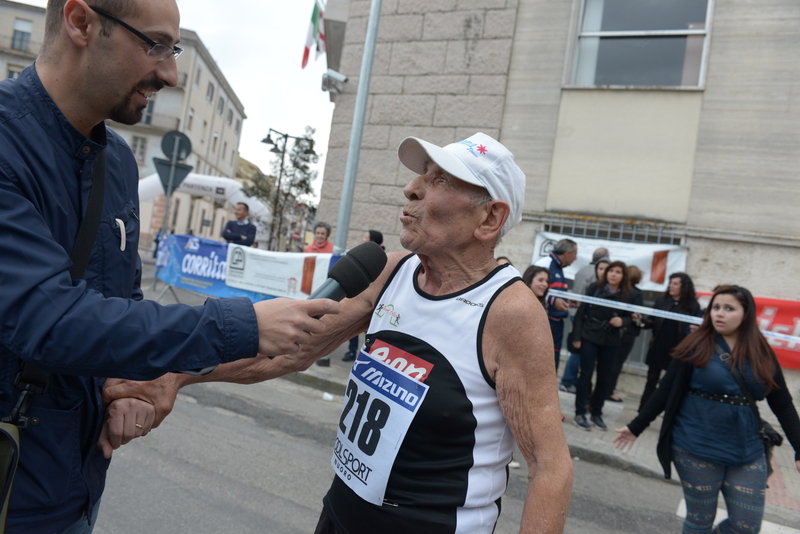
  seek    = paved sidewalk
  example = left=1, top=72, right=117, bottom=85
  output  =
left=139, top=257, right=800, bottom=528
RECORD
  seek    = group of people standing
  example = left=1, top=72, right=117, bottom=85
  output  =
left=522, top=243, right=800, bottom=534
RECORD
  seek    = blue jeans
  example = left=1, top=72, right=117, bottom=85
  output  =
left=574, top=340, right=617, bottom=417
left=548, top=318, right=565, bottom=371
left=672, top=444, right=767, bottom=534
left=54, top=499, right=101, bottom=534
left=347, top=335, right=359, bottom=355
left=560, top=352, right=580, bottom=388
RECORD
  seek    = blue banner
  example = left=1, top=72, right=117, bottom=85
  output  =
left=155, top=234, right=274, bottom=302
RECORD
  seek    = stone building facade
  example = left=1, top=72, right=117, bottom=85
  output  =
left=319, top=0, right=800, bottom=301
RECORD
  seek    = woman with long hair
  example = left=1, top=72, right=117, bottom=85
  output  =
left=571, top=261, right=634, bottom=431
left=606, top=265, right=644, bottom=402
left=614, top=285, right=800, bottom=534
left=639, top=272, right=701, bottom=411
left=522, top=265, right=549, bottom=308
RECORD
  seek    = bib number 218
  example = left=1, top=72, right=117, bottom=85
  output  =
left=338, top=380, right=390, bottom=456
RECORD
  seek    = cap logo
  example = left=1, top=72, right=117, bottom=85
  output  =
left=458, top=139, right=483, bottom=158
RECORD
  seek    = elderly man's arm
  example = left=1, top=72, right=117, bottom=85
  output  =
left=484, top=281, right=573, bottom=533
left=104, top=251, right=411, bottom=427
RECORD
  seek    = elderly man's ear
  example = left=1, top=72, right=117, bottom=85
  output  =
left=475, top=200, right=510, bottom=242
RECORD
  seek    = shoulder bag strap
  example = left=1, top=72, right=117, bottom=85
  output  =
left=14, top=149, right=107, bottom=421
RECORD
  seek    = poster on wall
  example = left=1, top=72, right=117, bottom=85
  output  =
left=532, top=231, right=688, bottom=292
left=225, top=245, right=338, bottom=299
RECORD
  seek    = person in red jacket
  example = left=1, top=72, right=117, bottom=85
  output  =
left=305, top=221, right=334, bottom=253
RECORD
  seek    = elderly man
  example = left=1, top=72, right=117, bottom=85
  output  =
left=0, top=1, right=338, bottom=532
left=106, top=133, right=573, bottom=533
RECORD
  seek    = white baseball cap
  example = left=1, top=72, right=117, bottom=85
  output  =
left=397, top=132, right=525, bottom=237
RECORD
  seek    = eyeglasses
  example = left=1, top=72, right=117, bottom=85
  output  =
left=89, top=6, right=183, bottom=61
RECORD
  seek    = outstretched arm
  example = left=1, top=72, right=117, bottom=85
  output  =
left=104, top=252, right=409, bottom=428
left=484, top=282, right=573, bottom=534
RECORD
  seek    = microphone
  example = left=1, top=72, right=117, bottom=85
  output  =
left=309, top=241, right=387, bottom=303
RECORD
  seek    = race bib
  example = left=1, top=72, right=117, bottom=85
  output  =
left=331, top=349, right=429, bottom=505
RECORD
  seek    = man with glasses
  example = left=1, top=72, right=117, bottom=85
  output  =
left=0, top=2, right=339, bottom=533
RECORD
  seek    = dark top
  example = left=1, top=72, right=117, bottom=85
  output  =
left=572, top=283, right=633, bottom=347
left=622, top=286, right=644, bottom=343
left=627, top=346, right=800, bottom=479
left=671, top=338, right=767, bottom=465
left=222, top=219, right=256, bottom=246
left=0, top=66, right=259, bottom=533
left=643, top=295, right=702, bottom=370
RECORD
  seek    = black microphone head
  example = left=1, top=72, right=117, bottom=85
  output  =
left=328, top=241, right=387, bottom=298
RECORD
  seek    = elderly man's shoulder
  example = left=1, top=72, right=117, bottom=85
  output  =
left=490, top=279, right=547, bottom=324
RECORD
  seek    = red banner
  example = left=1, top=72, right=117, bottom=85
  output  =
left=697, top=294, right=800, bottom=370
left=756, top=297, right=800, bottom=370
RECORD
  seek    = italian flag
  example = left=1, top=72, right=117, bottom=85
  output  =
left=302, top=0, right=326, bottom=69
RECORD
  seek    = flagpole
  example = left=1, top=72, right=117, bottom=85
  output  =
left=333, top=0, right=382, bottom=254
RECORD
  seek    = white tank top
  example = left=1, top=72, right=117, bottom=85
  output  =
left=326, top=254, right=522, bottom=534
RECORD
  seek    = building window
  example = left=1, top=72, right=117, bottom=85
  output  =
left=212, top=133, right=219, bottom=152
left=226, top=109, right=233, bottom=126
left=11, top=19, right=32, bottom=52
left=187, top=108, right=194, bottom=131
left=201, top=120, right=207, bottom=142
left=131, top=136, right=147, bottom=164
left=194, top=68, right=202, bottom=87
left=7, top=65, right=23, bottom=79
left=143, top=97, right=155, bottom=125
left=217, top=96, right=225, bottom=115
left=206, top=82, right=215, bottom=103
left=571, top=0, right=710, bottom=87
left=222, top=141, right=227, bottom=160
left=234, top=118, right=240, bottom=135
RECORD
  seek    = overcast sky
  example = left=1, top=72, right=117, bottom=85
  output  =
left=17, top=0, right=336, bottom=203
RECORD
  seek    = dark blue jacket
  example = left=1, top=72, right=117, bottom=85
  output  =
left=222, top=219, right=256, bottom=246
left=0, top=66, right=259, bottom=533
left=533, top=252, right=569, bottom=320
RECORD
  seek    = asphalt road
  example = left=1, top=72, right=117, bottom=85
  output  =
left=93, top=376, right=684, bottom=533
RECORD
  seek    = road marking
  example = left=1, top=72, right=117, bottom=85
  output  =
left=676, top=499, right=800, bottom=533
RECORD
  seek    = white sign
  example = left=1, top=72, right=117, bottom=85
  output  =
left=532, top=231, right=688, bottom=292
left=224, top=245, right=332, bottom=298
left=331, top=350, right=429, bottom=506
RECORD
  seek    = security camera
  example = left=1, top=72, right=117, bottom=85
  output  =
left=326, top=69, right=348, bottom=83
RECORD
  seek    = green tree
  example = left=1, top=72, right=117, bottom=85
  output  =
left=268, top=126, right=319, bottom=250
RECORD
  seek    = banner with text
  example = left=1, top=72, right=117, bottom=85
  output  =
left=224, top=244, right=339, bottom=299
left=532, top=231, right=688, bottom=292
left=155, top=234, right=273, bottom=302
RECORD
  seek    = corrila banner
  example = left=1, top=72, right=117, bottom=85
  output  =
left=155, top=234, right=340, bottom=303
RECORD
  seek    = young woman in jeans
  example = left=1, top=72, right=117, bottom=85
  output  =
left=614, top=285, right=800, bottom=534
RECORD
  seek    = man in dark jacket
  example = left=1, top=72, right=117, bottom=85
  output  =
left=0, top=2, right=338, bottom=532
left=534, top=239, right=578, bottom=370
left=222, top=202, right=256, bottom=246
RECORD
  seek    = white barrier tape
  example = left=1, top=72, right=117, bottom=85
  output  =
left=547, top=290, right=800, bottom=346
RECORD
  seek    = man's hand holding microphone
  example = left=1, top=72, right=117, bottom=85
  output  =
left=100, top=242, right=388, bottom=456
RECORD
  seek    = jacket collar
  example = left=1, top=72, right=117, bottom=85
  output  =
left=15, top=64, right=107, bottom=160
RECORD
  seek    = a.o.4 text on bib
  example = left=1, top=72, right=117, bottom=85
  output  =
left=331, top=350, right=429, bottom=505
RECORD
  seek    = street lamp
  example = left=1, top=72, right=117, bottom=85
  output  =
left=261, top=128, right=316, bottom=250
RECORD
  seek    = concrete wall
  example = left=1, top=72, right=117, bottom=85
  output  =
left=318, top=0, right=521, bottom=252
left=547, top=89, right=703, bottom=223
left=688, top=0, right=800, bottom=238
